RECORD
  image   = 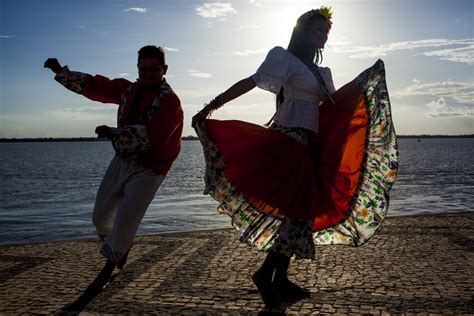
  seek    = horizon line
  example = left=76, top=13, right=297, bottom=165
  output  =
left=1, top=134, right=473, bottom=142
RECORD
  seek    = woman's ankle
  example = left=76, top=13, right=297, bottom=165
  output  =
left=273, top=273, right=288, bottom=283
left=253, top=266, right=273, bottom=280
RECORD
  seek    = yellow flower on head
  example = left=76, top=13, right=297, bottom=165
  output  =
left=318, top=6, right=333, bottom=22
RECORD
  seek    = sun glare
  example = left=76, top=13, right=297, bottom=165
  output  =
left=256, top=4, right=310, bottom=46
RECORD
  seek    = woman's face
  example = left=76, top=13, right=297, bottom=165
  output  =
left=307, top=18, right=330, bottom=49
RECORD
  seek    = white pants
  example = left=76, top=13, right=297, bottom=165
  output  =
left=92, top=156, right=164, bottom=262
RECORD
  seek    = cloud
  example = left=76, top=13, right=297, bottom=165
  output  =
left=392, top=80, right=474, bottom=105
left=164, top=47, right=179, bottom=52
left=393, top=80, right=474, bottom=118
left=189, top=73, right=213, bottom=78
left=248, top=0, right=263, bottom=6
left=426, top=97, right=474, bottom=117
left=188, top=69, right=213, bottom=78
left=195, top=3, right=236, bottom=19
left=421, top=44, right=474, bottom=65
left=233, top=48, right=268, bottom=56
left=333, top=38, right=474, bottom=64
left=118, top=73, right=130, bottom=77
left=0, top=35, right=14, bottom=38
left=124, top=7, right=149, bottom=13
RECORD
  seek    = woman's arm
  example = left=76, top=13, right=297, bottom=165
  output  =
left=192, top=76, right=256, bottom=127
left=220, top=76, right=256, bottom=104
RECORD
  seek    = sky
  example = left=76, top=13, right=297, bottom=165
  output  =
left=1, top=0, right=473, bottom=138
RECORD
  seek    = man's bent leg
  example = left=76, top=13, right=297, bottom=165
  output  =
left=101, top=169, right=164, bottom=263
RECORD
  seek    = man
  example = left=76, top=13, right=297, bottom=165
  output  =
left=44, top=45, right=183, bottom=302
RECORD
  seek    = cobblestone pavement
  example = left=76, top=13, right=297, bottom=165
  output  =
left=0, top=212, right=473, bottom=315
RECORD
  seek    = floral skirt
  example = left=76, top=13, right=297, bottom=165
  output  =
left=194, top=60, right=399, bottom=259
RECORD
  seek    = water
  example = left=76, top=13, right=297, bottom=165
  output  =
left=389, top=138, right=474, bottom=216
left=0, top=138, right=473, bottom=245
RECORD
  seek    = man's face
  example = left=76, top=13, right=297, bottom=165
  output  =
left=137, top=58, right=167, bottom=86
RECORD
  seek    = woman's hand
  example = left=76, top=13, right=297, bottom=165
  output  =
left=192, top=107, right=210, bottom=128
left=192, top=94, right=225, bottom=128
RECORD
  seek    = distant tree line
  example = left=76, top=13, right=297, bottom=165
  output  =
left=0, top=136, right=199, bottom=142
left=0, top=135, right=472, bottom=142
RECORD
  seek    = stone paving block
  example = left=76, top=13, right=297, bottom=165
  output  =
left=0, top=213, right=473, bottom=314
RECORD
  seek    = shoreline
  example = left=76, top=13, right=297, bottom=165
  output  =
left=0, top=226, right=234, bottom=247
left=1, top=210, right=473, bottom=247
left=1, top=211, right=472, bottom=314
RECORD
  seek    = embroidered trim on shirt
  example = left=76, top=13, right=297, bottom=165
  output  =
left=141, top=81, right=174, bottom=121
left=111, top=80, right=175, bottom=158
left=111, top=125, right=149, bottom=158
left=54, top=66, right=86, bottom=94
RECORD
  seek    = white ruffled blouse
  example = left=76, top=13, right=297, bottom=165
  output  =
left=252, top=46, right=335, bottom=133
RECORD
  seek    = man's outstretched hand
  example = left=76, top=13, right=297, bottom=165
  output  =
left=44, top=58, right=63, bottom=74
left=95, top=125, right=113, bottom=139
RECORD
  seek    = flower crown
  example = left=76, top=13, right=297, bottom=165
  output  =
left=299, top=6, right=333, bottom=24
left=317, top=6, right=333, bottom=22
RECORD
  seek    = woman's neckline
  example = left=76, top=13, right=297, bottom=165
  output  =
left=280, top=46, right=319, bottom=69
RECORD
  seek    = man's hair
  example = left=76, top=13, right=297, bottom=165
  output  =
left=138, top=45, right=166, bottom=65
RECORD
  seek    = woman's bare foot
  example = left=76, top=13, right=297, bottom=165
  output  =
left=272, top=278, right=310, bottom=299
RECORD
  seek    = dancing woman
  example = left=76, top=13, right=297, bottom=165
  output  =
left=192, top=7, right=398, bottom=307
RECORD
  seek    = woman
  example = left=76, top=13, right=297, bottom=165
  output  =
left=192, top=7, right=398, bottom=307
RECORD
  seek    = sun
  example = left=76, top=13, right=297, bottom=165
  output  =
left=257, top=3, right=337, bottom=46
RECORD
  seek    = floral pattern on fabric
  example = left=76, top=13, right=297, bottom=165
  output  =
left=111, top=125, right=149, bottom=159
left=117, top=86, right=133, bottom=124
left=313, top=59, right=399, bottom=246
left=112, top=80, right=174, bottom=158
left=196, top=59, right=398, bottom=256
left=55, top=68, right=177, bottom=161
left=196, top=123, right=316, bottom=258
left=272, top=218, right=315, bottom=259
left=141, top=82, right=174, bottom=121
left=196, top=122, right=282, bottom=252
left=54, top=66, right=86, bottom=94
